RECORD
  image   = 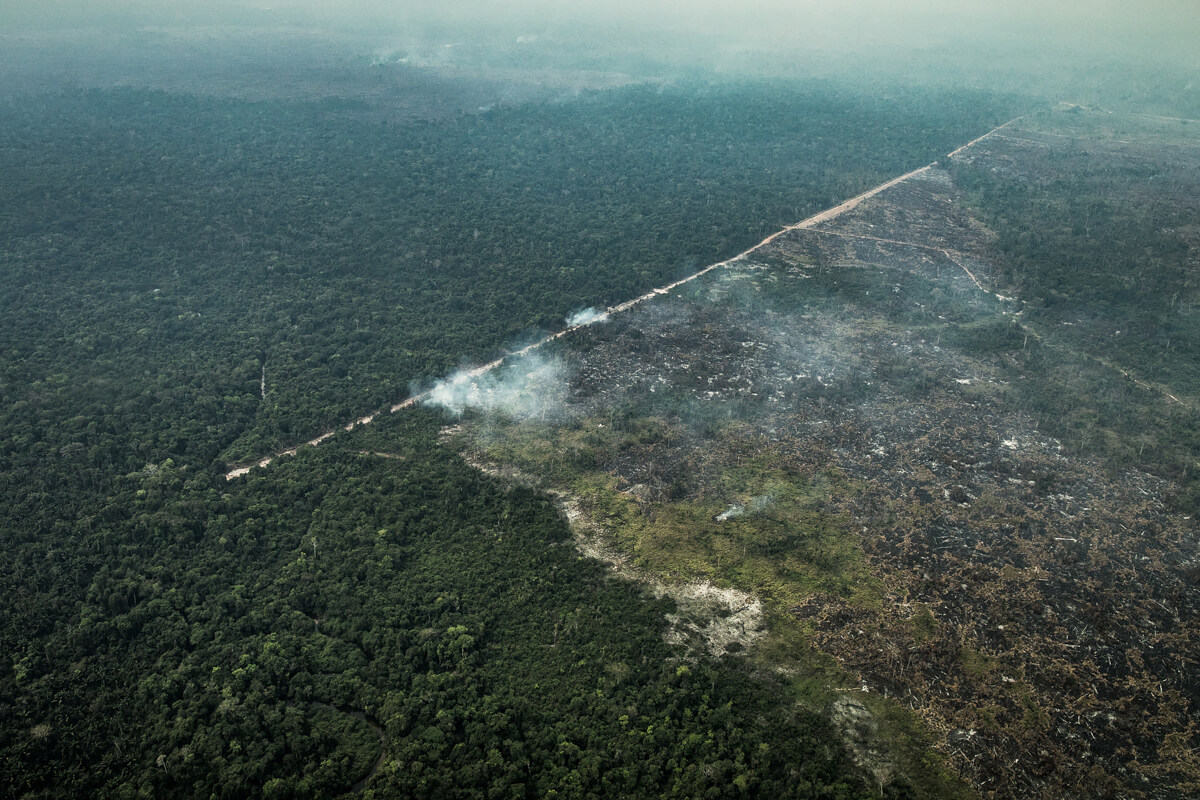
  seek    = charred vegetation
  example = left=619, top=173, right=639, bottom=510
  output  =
left=454, top=108, right=1200, bottom=799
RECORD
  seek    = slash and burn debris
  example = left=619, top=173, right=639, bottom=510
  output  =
left=421, top=109, right=1200, bottom=800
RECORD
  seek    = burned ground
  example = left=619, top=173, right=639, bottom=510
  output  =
left=449, top=109, right=1200, bottom=799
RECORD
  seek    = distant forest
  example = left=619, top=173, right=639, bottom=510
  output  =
left=0, top=82, right=1023, bottom=797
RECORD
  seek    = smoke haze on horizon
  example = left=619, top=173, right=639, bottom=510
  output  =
left=4, top=1, right=1197, bottom=68
left=2, top=1, right=1196, bottom=119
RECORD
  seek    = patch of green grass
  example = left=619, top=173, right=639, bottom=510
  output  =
left=959, top=646, right=999, bottom=680
left=469, top=408, right=882, bottom=606
left=909, top=604, right=939, bottom=644
left=567, top=452, right=882, bottom=609
left=463, top=412, right=968, bottom=799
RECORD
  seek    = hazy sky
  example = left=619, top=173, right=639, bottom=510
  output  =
left=2, top=0, right=1197, bottom=94
left=5, top=0, right=1197, bottom=45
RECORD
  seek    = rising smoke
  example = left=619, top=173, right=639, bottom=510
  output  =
left=422, top=352, right=568, bottom=419
left=566, top=307, right=609, bottom=327
left=715, top=494, right=775, bottom=521
left=417, top=305, right=608, bottom=420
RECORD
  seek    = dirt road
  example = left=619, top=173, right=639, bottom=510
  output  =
left=224, top=115, right=1026, bottom=480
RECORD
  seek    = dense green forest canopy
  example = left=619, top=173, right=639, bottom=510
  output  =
left=0, top=80, right=1024, bottom=797
left=9, top=410, right=877, bottom=798
left=1, top=82, right=1022, bottom=464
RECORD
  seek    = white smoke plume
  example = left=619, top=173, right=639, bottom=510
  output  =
left=715, top=504, right=744, bottom=521
left=714, top=494, right=775, bottom=521
left=748, top=493, right=775, bottom=513
left=422, top=353, right=567, bottom=419
left=566, top=307, right=609, bottom=327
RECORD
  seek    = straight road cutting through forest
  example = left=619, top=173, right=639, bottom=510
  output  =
left=224, top=115, right=1027, bottom=480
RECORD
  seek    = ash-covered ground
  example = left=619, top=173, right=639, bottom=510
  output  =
left=447, top=111, right=1200, bottom=799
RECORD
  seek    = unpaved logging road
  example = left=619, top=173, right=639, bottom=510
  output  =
left=224, top=115, right=1027, bottom=480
